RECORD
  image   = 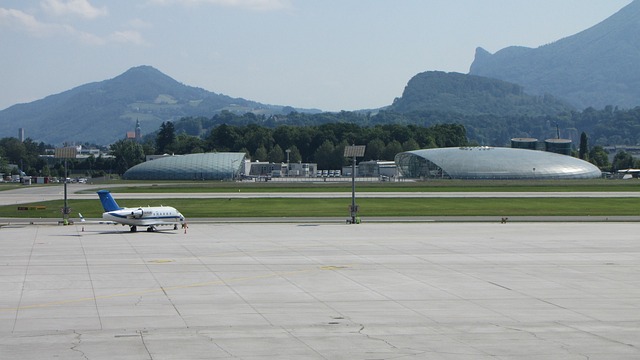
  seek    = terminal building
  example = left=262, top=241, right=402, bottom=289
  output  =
left=395, top=147, right=602, bottom=180
left=357, top=160, right=397, bottom=178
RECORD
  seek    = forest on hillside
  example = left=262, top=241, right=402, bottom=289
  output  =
left=165, top=105, right=640, bottom=147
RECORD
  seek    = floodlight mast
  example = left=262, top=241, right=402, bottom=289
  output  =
left=350, top=155, right=356, bottom=221
left=344, top=145, right=366, bottom=224
left=64, top=159, right=68, bottom=220
left=55, top=147, right=77, bottom=225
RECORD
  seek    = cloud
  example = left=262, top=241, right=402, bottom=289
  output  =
left=108, top=30, right=147, bottom=45
left=0, top=7, right=144, bottom=46
left=41, top=0, right=108, bottom=19
left=127, top=18, right=153, bottom=29
left=0, top=7, right=66, bottom=37
left=148, top=0, right=291, bottom=11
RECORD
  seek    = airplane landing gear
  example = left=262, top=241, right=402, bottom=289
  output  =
left=146, top=226, right=157, bottom=232
left=130, top=225, right=137, bottom=232
left=173, top=224, right=178, bottom=230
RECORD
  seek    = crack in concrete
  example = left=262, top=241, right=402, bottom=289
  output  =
left=70, top=331, right=88, bottom=360
left=498, top=323, right=604, bottom=360
left=356, top=323, right=429, bottom=358
left=197, top=330, right=239, bottom=358
left=139, top=331, right=154, bottom=360
left=561, top=322, right=638, bottom=350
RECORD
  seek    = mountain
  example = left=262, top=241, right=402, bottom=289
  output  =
left=0, top=66, right=317, bottom=145
left=387, top=71, right=573, bottom=116
left=469, top=0, right=640, bottom=110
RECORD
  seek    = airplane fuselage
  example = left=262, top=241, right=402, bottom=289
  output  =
left=102, top=206, right=184, bottom=231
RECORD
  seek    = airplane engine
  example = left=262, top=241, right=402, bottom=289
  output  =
left=129, top=208, right=148, bottom=219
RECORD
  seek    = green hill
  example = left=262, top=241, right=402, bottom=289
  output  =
left=0, top=66, right=317, bottom=145
left=388, top=71, right=573, bottom=116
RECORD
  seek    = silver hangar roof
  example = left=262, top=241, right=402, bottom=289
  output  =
left=395, top=147, right=602, bottom=180
left=123, top=152, right=246, bottom=180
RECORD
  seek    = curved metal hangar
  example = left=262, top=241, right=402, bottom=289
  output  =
left=123, top=153, right=245, bottom=180
left=395, top=147, right=602, bottom=180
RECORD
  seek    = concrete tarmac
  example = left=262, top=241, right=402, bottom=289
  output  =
left=1, top=221, right=639, bottom=359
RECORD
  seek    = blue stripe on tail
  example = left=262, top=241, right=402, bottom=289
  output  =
left=97, top=190, right=122, bottom=212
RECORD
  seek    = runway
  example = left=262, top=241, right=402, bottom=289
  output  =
left=1, top=221, right=639, bottom=359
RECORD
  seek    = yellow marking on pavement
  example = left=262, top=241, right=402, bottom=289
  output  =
left=320, top=265, right=350, bottom=270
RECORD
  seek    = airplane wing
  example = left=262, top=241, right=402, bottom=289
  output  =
left=78, top=213, right=116, bottom=225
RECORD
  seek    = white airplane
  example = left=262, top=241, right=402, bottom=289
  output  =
left=95, top=190, right=186, bottom=232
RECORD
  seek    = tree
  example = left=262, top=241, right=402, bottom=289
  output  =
left=579, top=132, right=588, bottom=160
left=386, top=124, right=412, bottom=144
left=332, top=140, right=349, bottom=170
left=176, top=116, right=205, bottom=136
left=254, top=145, right=268, bottom=162
left=402, top=138, right=420, bottom=151
left=611, top=150, right=633, bottom=172
left=382, top=140, right=403, bottom=161
left=268, top=144, right=285, bottom=163
left=0, top=137, right=26, bottom=166
left=41, top=164, right=52, bottom=177
left=431, top=124, right=468, bottom=147
left=110, top=139, right=145, bottom=175
left=83, top=154, right=96, bottom=175
left=588, top=146, right=610, bottom=169
left=365, top=139, right=385, bottom=161
left=273, top=125, right=300, bottom=151
left=243, top=124, right=274, bottom=154
left=156, top=121, right=176, bottom=154
left=287, top=145, right=302, bottom=163
left=0, top=137, right=49, bottom=176
left=314, top=140, right=335, bottom=169
left=142, top=139, right=156, bottom=155
left=173, top=133, right=204, bottom=154
left=0, top=157, right=9, bottom=175
left=207, top=124, right=240, bottom=151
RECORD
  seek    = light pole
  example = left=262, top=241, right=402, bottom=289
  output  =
left=54, top=146, right=77, bottom=225
left=64, top=158, right=68, bottom=222
left=344, top=145, right=366, bottom=224
left=286, top=149, right=291, bottom=177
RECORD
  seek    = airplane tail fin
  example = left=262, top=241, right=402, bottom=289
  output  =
left=97, top=190, right=122, bottom=212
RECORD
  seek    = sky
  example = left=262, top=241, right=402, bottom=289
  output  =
left=0, top=0, right=634, bottom=112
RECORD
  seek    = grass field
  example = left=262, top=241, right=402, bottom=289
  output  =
left=1, top=197, right=638, bottom=219
left=1, top=179, right=639, bottom=218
